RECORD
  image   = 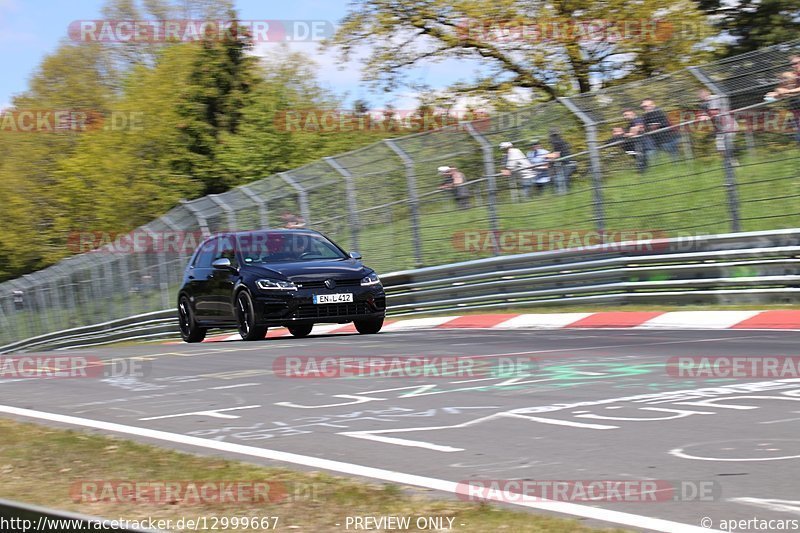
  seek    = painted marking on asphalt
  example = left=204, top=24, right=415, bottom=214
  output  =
left=210, top=383, right=261, bottom=390
left=342, top=432, right=465, bottom=452
left=502, top=412, right=618, bottom=430
left=0, top=404, right=721, bottom=533
left=729, top=497, right=800, bottom=515
left=138, top=405, right=261, bottom=421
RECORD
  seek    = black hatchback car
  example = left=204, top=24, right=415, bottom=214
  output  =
left=177, top=229, right=386, bottom=342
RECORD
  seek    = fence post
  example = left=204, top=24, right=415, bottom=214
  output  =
left=279, top=172, right=311, bottom=225
left=161, top=213, right=191, bottom=285
left=324, top=156, right=361, bottom=252
left=208, top=194, right=238, bottom=232
left=688, top=66, right=742, bottom=232
left=180, top=200, right=211, bottom=237
left=384, top=139, right=423, bottom=268
left=238, top=184, right=270, bottom=228
left=558, top=97, right=606, bottom=235
left=142, top=227, right=171, bottom=310
left=465, top=122, right=500, bottom=255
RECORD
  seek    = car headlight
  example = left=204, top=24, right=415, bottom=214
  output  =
left=256, top=279, right=297, bottom=291
left=360, top=272, right=381, bottom=286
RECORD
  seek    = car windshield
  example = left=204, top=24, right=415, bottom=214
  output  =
left=236, top=232, right=347, bottom=264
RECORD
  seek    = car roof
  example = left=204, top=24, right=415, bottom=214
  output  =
left=208, top=229, right=322, bottom=239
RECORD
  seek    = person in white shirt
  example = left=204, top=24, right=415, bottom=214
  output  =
left=500, top=141, right=536, bottom=199
left=437, top=166, right=470, bottom=209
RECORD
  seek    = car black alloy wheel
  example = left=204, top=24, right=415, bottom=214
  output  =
left=288, top=324, right=313, bottom=338
left=354, top=316, right=384, bottom=334
left=178, top=296, right=206, bottom=343
left=235, top=291, right=268, bottom=341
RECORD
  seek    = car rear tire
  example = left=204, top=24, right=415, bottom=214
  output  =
left=354, top=316, right=384, bottom=334
left=235, top=291, right=268, bottom=341
left=288, top=324, right=313, bottom=338
left=178, top=296, right=206, bottom=343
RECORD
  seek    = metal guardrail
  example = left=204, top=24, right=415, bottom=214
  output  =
left=2, top=228, right=799, bottom=354
left=0, top=498, right=159, bottom=532
left=0, top=310, right=177, bottom=355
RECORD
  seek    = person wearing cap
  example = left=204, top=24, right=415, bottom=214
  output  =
left=526, top=139, right=551, bottom=195
left=500, top=141, right=536, bottom=199
left=438, top=166, right=470, bottom=209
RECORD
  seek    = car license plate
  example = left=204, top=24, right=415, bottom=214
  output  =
left=313, top=293, right=353, bottom=304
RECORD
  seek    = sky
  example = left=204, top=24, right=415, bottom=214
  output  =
left=0, top=0, right=475, bottom=111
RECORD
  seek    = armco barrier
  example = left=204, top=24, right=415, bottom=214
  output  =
left=0, top=498, right=159, bottom=532
left=2, top=229, right=799, bottom=354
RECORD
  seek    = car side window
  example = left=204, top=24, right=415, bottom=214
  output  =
left=215, top=235, right=238, bottom=268
left=193, top=238, right=217, bottom=269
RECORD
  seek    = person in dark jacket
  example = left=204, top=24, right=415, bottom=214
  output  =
left=622, top=109, right=650, bottom=173
left=641, top=99, right=680, bottom=161
left=547, top=128, right=576, bottom=194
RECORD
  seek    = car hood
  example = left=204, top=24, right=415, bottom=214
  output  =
left=245, top=259, right=370, bottom=280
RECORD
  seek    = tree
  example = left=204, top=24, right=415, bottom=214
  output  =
left=700, top=0, right=800, bottom=56
left=328, top=0, right=714, bottom=101
left=0, top=41, right=117, bottom=274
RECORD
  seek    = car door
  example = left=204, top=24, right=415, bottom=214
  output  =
left=207, top=235, right=239, bottom=321
left=189, top=237, right=217, bottom=320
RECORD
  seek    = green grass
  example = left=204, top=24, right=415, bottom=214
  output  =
left=0, top=418, right=629, bottom=532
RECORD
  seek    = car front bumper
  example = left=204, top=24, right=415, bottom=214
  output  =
left=252, top=286, right=386, bottom=326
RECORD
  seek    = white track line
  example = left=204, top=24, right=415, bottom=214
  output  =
left=0, top=404, right=719, bottom=533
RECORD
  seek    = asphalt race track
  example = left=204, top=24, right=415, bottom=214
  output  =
left=2, top=328, right=800, bottom=532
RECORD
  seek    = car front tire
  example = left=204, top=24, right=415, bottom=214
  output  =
left=178, top=295, right=206, bottom=343
left=288, top=324, right=313, bottom=338
left=354, top=316, right=384, bottom=334
left=235, top=291, right=268, bottom=341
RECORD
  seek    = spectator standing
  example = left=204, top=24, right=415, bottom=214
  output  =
left=641, top=99, right=680, bottom=161
left=500, top=141, right=536, bottom=199
left=622, top=109, right=650, bottom=173
left=766, top=56, right=800, bottom=144
left=697, top=90, right=738, bottom=165
left=437, top=166, right=470, bottom=209
left=547, top=129, right=576, bottom=194
left=526, top=140, right=551, bottom=195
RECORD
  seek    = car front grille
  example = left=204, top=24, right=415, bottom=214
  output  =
left=296, top=302, right=370, bottom=319
left=295, top=279, right=361, bottom=289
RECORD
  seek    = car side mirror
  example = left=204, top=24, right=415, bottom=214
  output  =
left=212, top=257, right=234, bottom=270
left=349, top=251, right=362, bottom=260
